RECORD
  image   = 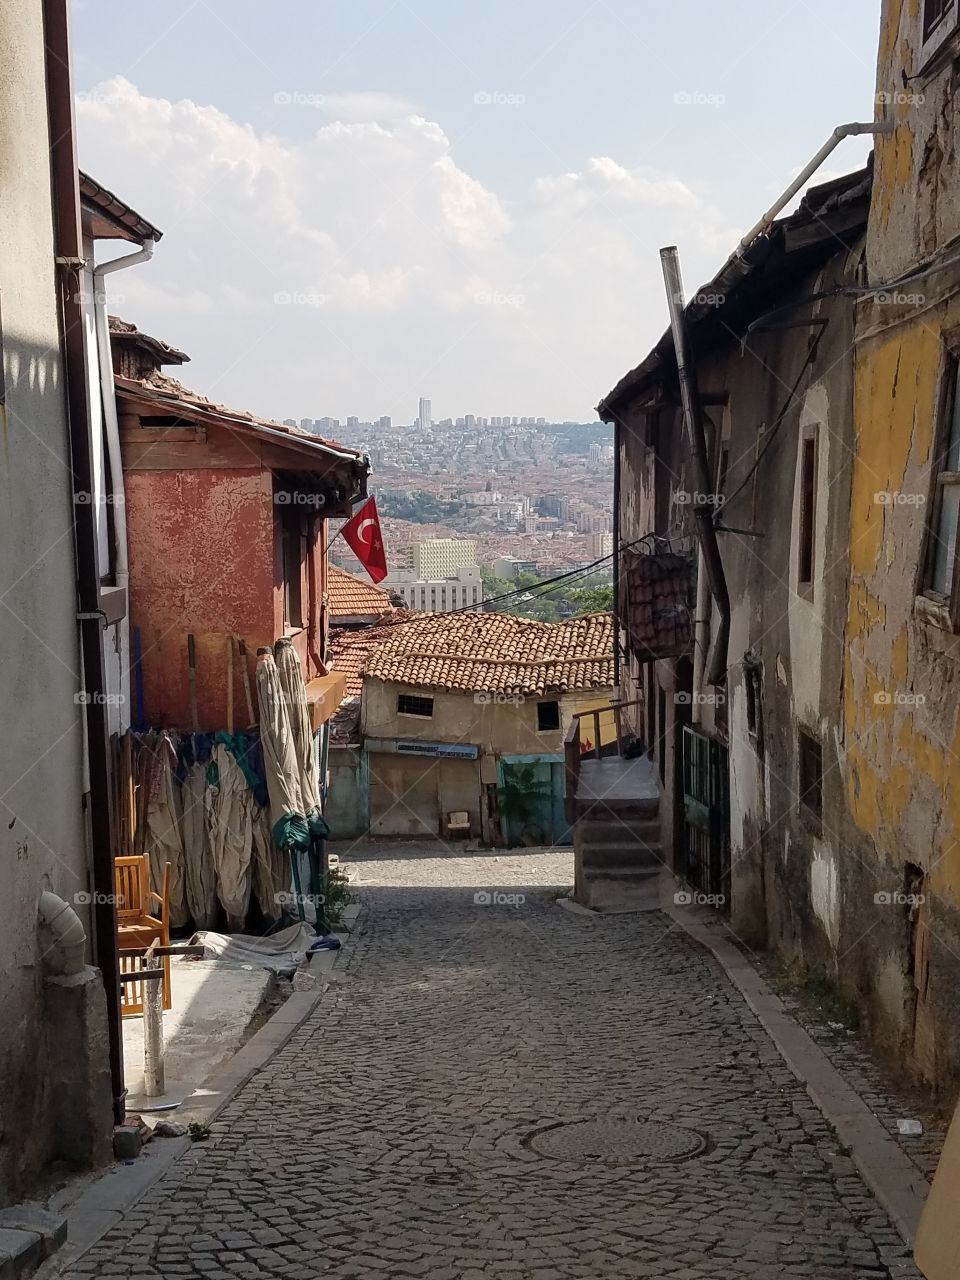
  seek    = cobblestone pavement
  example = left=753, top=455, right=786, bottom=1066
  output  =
left=67, top=844, right=922, bottom=1279
left=753, top=953, right=946, bottom=1183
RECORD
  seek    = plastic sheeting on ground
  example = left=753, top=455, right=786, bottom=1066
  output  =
left=190, top=921, right=316, bottom=974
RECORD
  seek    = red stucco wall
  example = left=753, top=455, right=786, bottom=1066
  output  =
left=126, top=467, right=276, bottom=729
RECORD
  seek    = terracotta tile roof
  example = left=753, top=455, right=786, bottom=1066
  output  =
left=115, top=369, right=365, bottom=464
left=329, top=611, right=415, bottom=743
left=330, top=611, right=416, bottom=699
left=619, top=549, right=695, bottom=659
left=362, top=611, right=614, bottom=695
left=327, top=565, right=393, bottom=619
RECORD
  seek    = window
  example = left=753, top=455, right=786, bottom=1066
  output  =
left=920, top=0, right=958, bottom=66
left=398, top=693, right=433, bottom=718
left=281, top=509, right=304, bottom=630
left=924, top=0, right=955, bottom=38
left=744, top=659, right=764, bottom=755
left=537, top=700, right=561, bottom=732
left=921, top=354, right=960, bottom=621
left=797, top=431, right=818, bottom=592
left=798, top=730, right=823, bottom=823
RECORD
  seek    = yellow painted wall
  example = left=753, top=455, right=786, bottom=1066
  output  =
left=846, top=302, right=960, bottom=907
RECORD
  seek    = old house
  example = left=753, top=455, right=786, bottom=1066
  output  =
left=356, top=611, right=615, bottom=843
left=112, top=318, right=366, bottom=732
left=842, top=0, right=960, bottom=1091
left=600, top=167, right=876, bottom=1020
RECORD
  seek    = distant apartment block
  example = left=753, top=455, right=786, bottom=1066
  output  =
left=385, top=564, right=482, bottom=613
left=418, top=397, right=432, bottom=431
left=413, top=537, right=477, bottom=579
left=588, top=531, right=613, bottom=559
left=494, top=555, right=538, bottom=579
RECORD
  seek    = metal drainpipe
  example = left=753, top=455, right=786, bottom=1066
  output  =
left=43, top=0, right=125, bottom=1123
left=660, top=247, right=731, bottom=688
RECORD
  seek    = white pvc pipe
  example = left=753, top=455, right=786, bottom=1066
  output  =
left=38, top=891, right=87, bottom=975
left=734, top=121, right=894, bottom=258
left=92, top=240, right=155, bottom=728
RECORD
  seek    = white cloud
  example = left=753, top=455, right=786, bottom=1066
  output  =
left=76, top=77, right=730, bottom=421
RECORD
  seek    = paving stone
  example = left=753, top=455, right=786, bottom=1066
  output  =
left=61, top=844, right=923, bottom=1279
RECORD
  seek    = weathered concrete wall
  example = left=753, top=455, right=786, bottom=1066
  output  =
left=0, top=2, right=106, bottom=1202
left=846, top=283, right=960, bottom=1088
left=840, top=0, right=960, bottom=1093
left=327, top=747, right=368, bottom=838
left=361, top=680, right=612, bottom=838
left=869, top=0, right=960, bottom=280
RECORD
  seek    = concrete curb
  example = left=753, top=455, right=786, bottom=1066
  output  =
left=58, top=911, right=361, bottom=1267
left=665, top=892, right=929, bottom=1246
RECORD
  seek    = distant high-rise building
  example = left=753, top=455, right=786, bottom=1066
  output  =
left=283, top=418, right=297, bottom=427
left=536, top=417, right=546, bottom=425
left=418, top=397, right=432, bottom=431
left=464, top=414, right=476, bottom=428
left=347, top=416, right=359, bottom=429
left=413, top=538, right=477, bottom=579
left=378, top=416, right=392, bottom=429
left=299, top=418, right=313, bottom=430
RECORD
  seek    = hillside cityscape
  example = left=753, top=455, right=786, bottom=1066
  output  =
left=290, top=400, right=615, bottom=618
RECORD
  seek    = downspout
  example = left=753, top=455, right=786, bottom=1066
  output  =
left=661, top=247, right=730, bottom=688
left=93, top=240, right=155, bottom=725
left=38, top=892, right=87, bottom=976
left=730, top=120, right=894, bottom=261
left=658, top=119, right=895, bottom=692
left=43, top=0, right=125, bottom=1122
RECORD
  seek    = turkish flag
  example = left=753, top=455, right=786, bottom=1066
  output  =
left=339, top=496, right=388, bottom=583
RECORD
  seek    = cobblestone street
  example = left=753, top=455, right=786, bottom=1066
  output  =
left=67, top=845, right=922, bottom=1279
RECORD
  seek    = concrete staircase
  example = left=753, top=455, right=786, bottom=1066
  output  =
left=572, top=758, right=664, bottom=913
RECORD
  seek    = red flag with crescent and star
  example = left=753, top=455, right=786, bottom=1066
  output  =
left=339, top=496, right=388, bottom=583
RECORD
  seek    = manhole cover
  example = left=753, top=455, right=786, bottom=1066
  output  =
left=528, top=1119, right=706, bottom=1165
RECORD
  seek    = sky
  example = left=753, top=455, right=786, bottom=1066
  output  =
left=71, top=1, right=883, bottom=426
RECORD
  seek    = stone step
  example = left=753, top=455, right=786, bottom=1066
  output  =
left=582, top=865, right=662, bottom=882
left=578, top=868, right=662, bottom=913
left=577, top=817, right=662, bottom=844
left=576, top=795, right=659, bottom=822
left=579, top=842, right=664, bottom=871
left=0, top=1203, right=67, bottom=1280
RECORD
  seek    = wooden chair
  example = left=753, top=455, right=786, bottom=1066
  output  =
left=115, top=856, right=172, bottom=1014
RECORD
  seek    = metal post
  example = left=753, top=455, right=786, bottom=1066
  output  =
left=142, top=973, right=165, bottom=1099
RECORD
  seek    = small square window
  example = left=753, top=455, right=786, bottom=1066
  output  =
left=920, top=0, right=958, bottom=67
left=398, top=694, right=433, bottom=718
left=537, top=700, right=561, bottom=732
left=798, top=730, right=823, bottom=823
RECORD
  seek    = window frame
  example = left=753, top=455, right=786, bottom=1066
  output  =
left=536, top=700, right=561, bottom=733
left=797, top=426, right=819, bottom=598
left=280, top=506, right=305, bottom=632
left=798, top=728, right=823, bottom=827
left=397, top=693, right=434, bottom=718
left=919, top=0, right=959, bottom=71
left=917, top=343, right=960, bottom=631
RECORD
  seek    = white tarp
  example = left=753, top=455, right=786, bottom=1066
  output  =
left=191, top=921, right=316, bottom=973
left=251, top=802, right=288, bottom=920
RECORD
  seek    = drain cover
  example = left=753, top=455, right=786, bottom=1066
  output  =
left=528, top=1119, right=706, bottom=1165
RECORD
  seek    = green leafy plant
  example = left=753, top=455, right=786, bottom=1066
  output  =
left=187, top=1122, right=211, bottom=1142
left=322, top=866, right=353, bottom=927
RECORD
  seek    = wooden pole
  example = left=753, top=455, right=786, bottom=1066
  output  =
left=226, top=635, right=234, bottom=734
